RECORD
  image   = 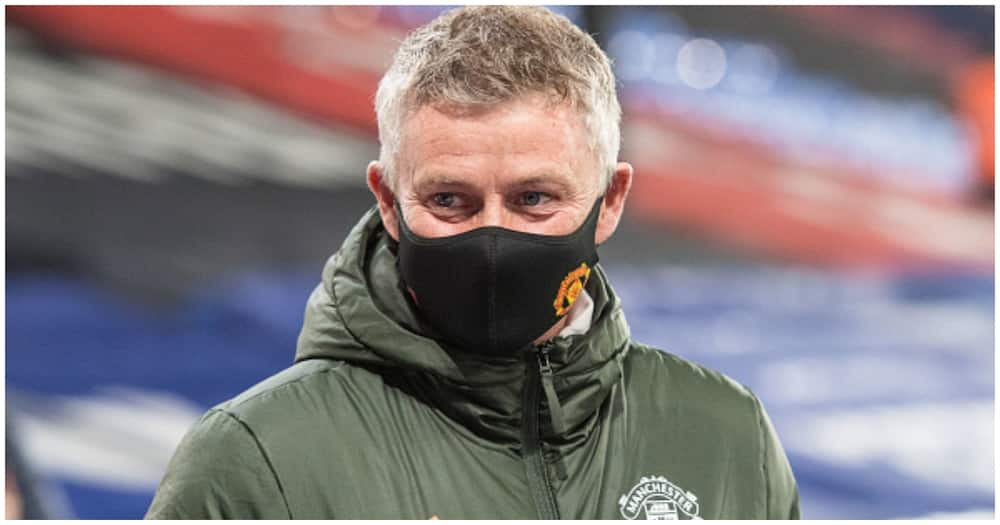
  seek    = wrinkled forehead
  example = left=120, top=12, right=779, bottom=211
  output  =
left=395, top=95, right=602, bottom=192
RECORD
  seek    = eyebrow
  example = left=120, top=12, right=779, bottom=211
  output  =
left=507, top=174, right=574, bottom=192
left=411, top=171, right=577, bottom=194
left=411, top=175, right=476, bottom=193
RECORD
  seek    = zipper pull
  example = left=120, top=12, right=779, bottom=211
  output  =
left=537, top=344, right=566, bottom=435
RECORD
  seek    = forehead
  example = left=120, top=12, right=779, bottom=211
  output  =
left=395, top=95, right=599, bottom=191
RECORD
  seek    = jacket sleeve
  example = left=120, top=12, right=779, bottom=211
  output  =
left=755, top=395, right=801, bottom=520
left=145, top=409, right=292, bottom=519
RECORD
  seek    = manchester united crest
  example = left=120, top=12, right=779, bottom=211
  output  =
left=618, top=475, right=702, bottom=520
left=553, top=263, right=591, bottom=316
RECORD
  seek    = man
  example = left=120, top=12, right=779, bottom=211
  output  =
left=147, top=6, right=799, bottom=519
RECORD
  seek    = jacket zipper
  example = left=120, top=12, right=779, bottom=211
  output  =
left=522, top=342, right=562, bottom=520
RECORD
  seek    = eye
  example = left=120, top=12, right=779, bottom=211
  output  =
left=518, top=191, right=548, bottom=207
left=432, top=193, right=458, bottom=208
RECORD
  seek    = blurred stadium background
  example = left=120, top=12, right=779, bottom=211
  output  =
left=5, top=5, right=994, bottom=519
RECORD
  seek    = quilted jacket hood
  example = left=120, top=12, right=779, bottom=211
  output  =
left=294, top=206, right=631, bottom=444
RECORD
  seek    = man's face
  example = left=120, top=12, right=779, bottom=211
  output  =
left=369, top=94, right=632, bottom=244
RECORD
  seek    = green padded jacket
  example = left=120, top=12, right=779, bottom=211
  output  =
left=146, top=207, right=800, bottom=520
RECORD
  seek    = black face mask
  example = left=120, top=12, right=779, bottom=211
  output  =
left=396, top=197, right=603, bottom=356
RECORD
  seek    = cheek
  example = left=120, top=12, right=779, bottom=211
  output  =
left=404, top=210, right=468, bottom=238
left=544, top=213, right=587, bottom=236
left=512, top=206, right=591, bottom=236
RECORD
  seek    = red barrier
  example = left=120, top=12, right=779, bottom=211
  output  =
left=8, top=6, right=394, bottom=133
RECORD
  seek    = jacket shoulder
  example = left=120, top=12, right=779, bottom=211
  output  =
left=216, top=358, right=346, bottom=411
left=149, top=359, right=390, bottom=519
left=148, top=360, right=356, bottom=519
left=146, top=408, right=291, bottom=519
left=625, top=341, right=755, bottom=405
left=623, top=342, right=800, bottom=518
left=212, top=357, right=389, bottom=430
left=622, top=342, right=764, bottom=438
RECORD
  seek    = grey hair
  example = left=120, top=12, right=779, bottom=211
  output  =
left=374, top=5, right=621, bottom=189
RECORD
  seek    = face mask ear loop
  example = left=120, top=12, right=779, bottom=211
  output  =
left=589, top=194, right=606, bottom=231
left=393, top=199, right=412, bottom=239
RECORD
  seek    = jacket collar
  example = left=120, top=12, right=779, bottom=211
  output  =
left=295, top=207, right=631, bottom=447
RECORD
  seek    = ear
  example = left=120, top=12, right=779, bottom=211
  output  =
left=595, top=162, right=634, bottom=245
left=367, top=160, right=400, bottom=241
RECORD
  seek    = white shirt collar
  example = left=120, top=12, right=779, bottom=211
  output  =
left=556, top=288, right=594, bottom=338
